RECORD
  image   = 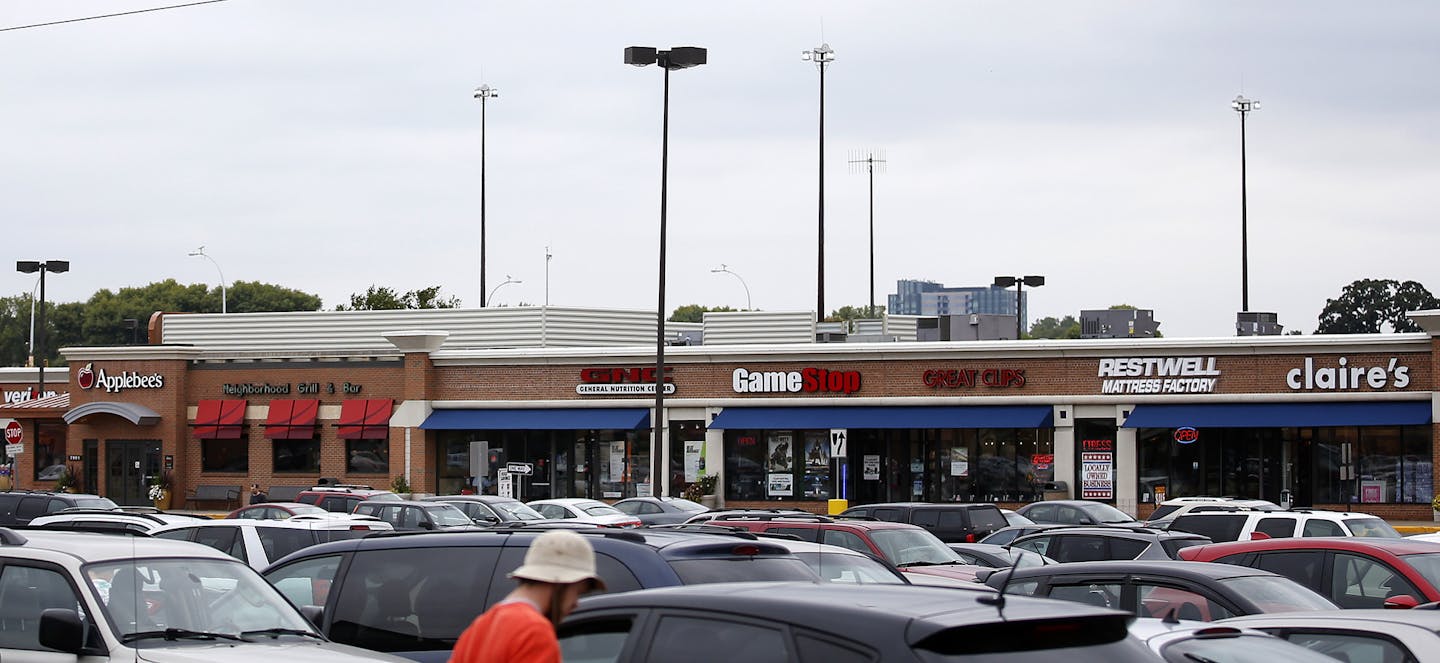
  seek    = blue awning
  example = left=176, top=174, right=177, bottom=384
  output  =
left=1122, top=402, right=1432, bottom=428
left=420, top=408, right=650, bottom=431
left=707, top=405, right=1054, bottom=430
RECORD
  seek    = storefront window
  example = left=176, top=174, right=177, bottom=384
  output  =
left=346, top=440, right=389, bottom=474
left=668, top=421, right=706, bottom=498
left=726, top=431, right=766, bottom=500
left=201, top=439, right=249, bottom=473
left=273, top=439, right=320, bottom=473
left=33, top=422, right=66, bottom=482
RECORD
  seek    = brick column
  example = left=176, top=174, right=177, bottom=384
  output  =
left=384, top=331, right=447, bottom=493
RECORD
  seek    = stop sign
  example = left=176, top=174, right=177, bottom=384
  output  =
left=3, top=421, right=21, bottom=445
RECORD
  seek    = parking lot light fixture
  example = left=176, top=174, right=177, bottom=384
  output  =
left=15, top=260, right=68, bottom=397
left=992, top=275, right=1045, bottom=340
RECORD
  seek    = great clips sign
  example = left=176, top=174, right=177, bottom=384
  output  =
left=732, top=367, right=861, bottom=395
left=75, top=362, right=165, bottom=394
left=577, top=367, right=675, bottom=395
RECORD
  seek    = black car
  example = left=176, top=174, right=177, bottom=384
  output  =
left=1009, top=526, right=1210, bottom=563
left=558, top=581, right=1156, bottom=662
left=613, top=496, right=709, bottom=525
left=977, top=523, right=1069, bottom=546
left=839, top=502, right=1008, bottom=543
left=421, top=494, right=546, bottom=524
left=0, top=490, right=117, bottom=526
left=262, top=527, right=819, bottom=662
left=1016, top=500, right=1140, bottom=526
left=984, top=560, right=1338, bottom=621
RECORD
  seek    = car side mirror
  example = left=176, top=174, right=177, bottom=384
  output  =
left=1080, top=517, right=1096, bottom=525
left=473, top=515, right=499, bottom=525
left=1384, top=595, right=1420, bottom=609
left=39, top=608, right=85, bottom=654
left=974, top=568, right=996, bottom=584
left=419, top=521, right=435, bottom=530
left=1249, top=531, right=1271, bottom=540
left=300, top=604, right=326, bottom=626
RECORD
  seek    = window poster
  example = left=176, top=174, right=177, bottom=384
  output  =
left=1081, top=450, right=1114, bottom=499
left=767, top=433, right=794, bottom=473
left=767, top=473, right=793, bottom=497
left=683, top=440, right=703, bottom=482
left=950, top=447, right=969, bottom=477
left=609, top=441, right=626, bottom=479
left=804, top=434, right=829, bottom=470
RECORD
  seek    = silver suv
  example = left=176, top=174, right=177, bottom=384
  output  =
left=0, top=527, right=406, bottom=662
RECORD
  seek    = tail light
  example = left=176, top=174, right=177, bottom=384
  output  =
left=350, top=525, right=371, bottom=531
left=732, top=545, right=760, bottom=556
left=966, top=534, right=975, bottom=543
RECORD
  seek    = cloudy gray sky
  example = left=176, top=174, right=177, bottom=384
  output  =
left=4, top=1, right=1437, bottom=337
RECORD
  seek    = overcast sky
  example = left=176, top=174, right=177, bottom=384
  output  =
left=4, top=1, right=1438, bottom=338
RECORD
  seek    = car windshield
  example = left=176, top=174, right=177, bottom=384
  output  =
left=85, top=557, right=316, bottom=642
left=1148, top=505, right=1182, bottom=521
left=491, top=500, right=545, bottom=521
left=795, top=552, right=907, bottom=584
left=1010, top=549, right=1053, bottom=569
left=869, top=529, right=964, bottom=566
left=426, top=506, right=475, bottom=527
left=1344, top=517, right=1400, bottom=538
left=1004, top=511, right=1036, bottom=526
left=1160, top=633, right=1338, bottom=663
left=582, top=504, right=624, bottom=517
left=1399, top=553, right=1440, bottom=590
left=74, top=498, right=119, bottom=509
left=1080, top=502, right=1138, bottom=524
left=668, top=558, right=819, bottom=584
left=1216, top=575, right=1337, bottom=612
left=661, top=497, right=708, bottom=512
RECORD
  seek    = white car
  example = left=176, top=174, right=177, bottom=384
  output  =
left=1144, top=496, right=1282, bottom=527
left=152, top=517, right=393, bottom=569
left=527, top=498, right=641, bottom=528
left=1219, top=610, right=1440, bottom=662
left=1166, top=508, right=1400, bottom=543
left=1130, top=618, right=1336, bottom=663
left=29, top=508, right=210, bottom=534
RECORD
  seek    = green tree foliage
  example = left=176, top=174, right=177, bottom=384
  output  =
left=669, top=304, right=738, bottom=323
left=1028, top=315, right=1082, bottom=339
left=824, top=305, right=885, bottom=324
left=335, top=285, right=461, bottom=311
left=0, top=295, right=34, bottom=367
left=1316, top=279, right=1440, bottom=334
left=228, top=281, right=323, bottom=313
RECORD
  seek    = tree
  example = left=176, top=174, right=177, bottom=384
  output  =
left=228, top=281, right=323, bottom=313
left=1028, top=315, right=1081, bottom=339
left=335, top=285, right=461, bottom=311
left=824, top=305, right=885, bottom=324
left=1316, top=279, right=1440, bottom=334
left=668, top=304, right=738, bottom=323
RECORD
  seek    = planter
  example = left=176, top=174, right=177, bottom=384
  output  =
left=153, top=491, right=172, bottom=511
left=700, top=494, right=717, bottom=509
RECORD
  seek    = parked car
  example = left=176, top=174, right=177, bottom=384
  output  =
left=295, top=485, right=400, bottom=513
left=1010, top=526, right=1211, bottom=562
left=557, top=581, right=1156, bottom=662
left=0, top=490, right=117, bottom=526
left=1143, top=496, right=1281, bottom=528
left=1131, top=619, right=1340, bottom=663
left=985, top=560, right=1338, bottom=620
left=704, top=512, right=989, bottom=583
left=612, top=496, right=709, bottom=525
left=151, top=517, right=394, bottom=568
left=839, top=501, right=1009, bottom=542
left=0, top=527, right=408, bottom=663
left=977, top=523, right=1068, bottom=546
left=227, top=501, right=334, bottom=520
left=420, top=494, right=546, bottom=524
left=351, top=500, right=477, bottom=531
left=1179, top=536, right=1440, bottom=608
left=1166, top=509, right=1400, bottom=543
left=528, top=498, right=642, bottom=528
left=262, top=528, right=819, bottom=662
left=27, top=508, right=209, bottom=534
left=1219, top=609, right=1440, bottom=662
left=1017, top=500, right=1140, bottom=526
left=757, top=537, right=918, bottom=586
left=682, top=507, right=812, bottom=524
left=946, top=542, right=1057, bottom=569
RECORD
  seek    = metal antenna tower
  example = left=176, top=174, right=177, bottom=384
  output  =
left=849, top=149, right=887, bottom=317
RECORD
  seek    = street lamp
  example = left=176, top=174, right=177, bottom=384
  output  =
left=849, top=149, right=887, bottom=317
left=993, top=275, right=1045, bottom=340
left=188, top=246, right=227, bottom=314
left=625, top=44, right=707, bottom=498
left=710, top=264, right=752, bottom=311
left=1231, top=94, right=1259, bottom=313
left=803, top=43, right=835, bottom=318
left=16, top=260, right=68, bottom=397
left=474, top=83, right=499, bottom=307
left=487, top=275, right=521, bottom=304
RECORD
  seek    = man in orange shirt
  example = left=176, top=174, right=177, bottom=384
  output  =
left=450, top=529, right=605, bottom=663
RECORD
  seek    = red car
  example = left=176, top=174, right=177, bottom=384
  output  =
left=226, top=501, right=331, bottom=520
left=1179, top=537, right=1440, bottom=609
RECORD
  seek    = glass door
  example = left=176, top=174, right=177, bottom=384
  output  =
left=105, top=440, right=160, bottom=506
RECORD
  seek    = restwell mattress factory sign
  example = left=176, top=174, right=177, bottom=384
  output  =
left=1098, top=357, right=1220, bottom=394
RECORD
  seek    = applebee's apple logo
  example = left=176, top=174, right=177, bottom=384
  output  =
left=77, top=363, right=96, bottom=390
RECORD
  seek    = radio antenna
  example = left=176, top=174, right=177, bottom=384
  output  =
left=848, top=149, right=887, bottom=317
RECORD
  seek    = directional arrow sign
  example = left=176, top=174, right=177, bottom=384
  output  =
left=829, top=429, right=847, bottom=457
left=505, top=462, right=534, bottom=476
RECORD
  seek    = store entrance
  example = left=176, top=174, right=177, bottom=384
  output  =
left=105, top=440, right=160, bottom=506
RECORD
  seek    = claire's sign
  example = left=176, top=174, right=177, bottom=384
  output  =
left=76, top=362, right=164, bottom=393
left=732, top=367, right=861, bottom=395
left=1286, top=357, right=1411, bottom=391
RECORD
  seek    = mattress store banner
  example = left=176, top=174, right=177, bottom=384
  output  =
left=1097, top=357, right=1220, bottom=395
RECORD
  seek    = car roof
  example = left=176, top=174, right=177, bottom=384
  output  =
left=238, top=502, right=318, bottom=510
left=357, top=499, right=456, bottom=508
left=423, top=495, right=523, bottom=504
left=854, top=502, right=996, bottom=509
left=761, top=539, right=872, bottom=556
left=1000, top=559, right=1279, bottom=581
left=724, top=517, right=924, bottom=531
left=1174, top=509, right=1380, bottom=521
left=155, top=518, right=392, bottom=531
left=575, top=581, right=1128, bottom=644
left=1184, top=537, right=1440, bottom=556
left=4, top=528, right=237, bottom=563
left=1220, top=609, right=1440, bottom=629
left=1013, top=526, right=1203, bottom=540
left=30, top=511, right=198, bottom=526
left=529, top=498, right=605, bottom=505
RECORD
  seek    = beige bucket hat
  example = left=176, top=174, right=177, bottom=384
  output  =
left=509, top=530, right=607, bottom=590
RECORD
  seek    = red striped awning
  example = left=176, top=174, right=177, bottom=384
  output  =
left=264, top=399, right=320, bottom=440
left=193, top=399, right=246, bottom=439
left=337, top=399, right=393, bottom=440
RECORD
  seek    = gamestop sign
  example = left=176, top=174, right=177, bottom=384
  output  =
left=75, top=362, right=165, bottom=394
left=732, top=367, right=861, bottom=395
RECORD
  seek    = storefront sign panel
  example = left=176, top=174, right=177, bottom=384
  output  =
left=922, top=368, right=1026, bottom=389
left=77, top=363, right=164, bottom=393
left=1286, top=357, right=1412, bottom=391
left=1097, top=357, right=1219, bottom=395
left=4, top=389, right=58, bottom=404
left=732, top=367, right=861, bottom=395
left=578, top=367, right=675, bottom=395
left=1081, top=451, right=1114, bottom=499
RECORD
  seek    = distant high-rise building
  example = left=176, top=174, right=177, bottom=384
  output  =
left=888, top=279, right=1026, bottom=329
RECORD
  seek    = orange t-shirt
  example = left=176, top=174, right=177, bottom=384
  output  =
left=449, top=601, right=560, bottom=663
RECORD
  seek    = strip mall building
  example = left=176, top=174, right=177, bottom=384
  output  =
left=3, top=308, right=1439, bottom=519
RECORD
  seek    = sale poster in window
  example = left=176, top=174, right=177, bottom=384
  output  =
left=767, top=473, right=793, bottom=497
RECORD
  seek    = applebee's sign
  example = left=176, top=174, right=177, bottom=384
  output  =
left=75, top=363, right=165, bottom=393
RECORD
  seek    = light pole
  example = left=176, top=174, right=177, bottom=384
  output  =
left=625, top=44, right=707, bottom=498
left=487, top=275, right=521, bottom=304
left=993, top=275, right=1045, bottom=340
left=710, top=264, right=751, bottom=311
left=16, top=260, right=68, bottom=398
left=25, top=275, right=39, bottom=369
left=474, top=83, right=499, bottom=306
left=803, top=42, right=835, bottom=319
left=1232, top=94, right=1259, bottom=313
left=188, top=246, right=227, bottom=314
left=849, top=150, right=887, bottom=316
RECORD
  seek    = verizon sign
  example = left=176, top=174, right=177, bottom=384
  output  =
left=1098, top=357, right=1220, bottom=395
